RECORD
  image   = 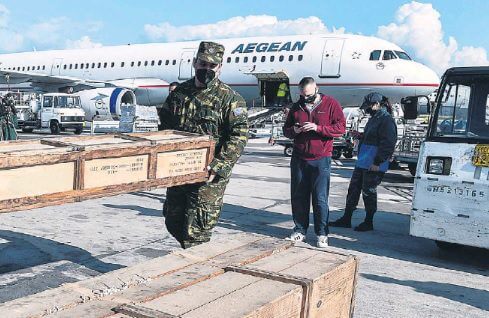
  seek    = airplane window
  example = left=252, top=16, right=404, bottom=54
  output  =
left=110, top=62, right=114, bottom=67
left=144, top=61, right=148, bottom=66
left=165, top=60, right=169, bottom=65
left=37, top=66, right=40, bottom=70
left=158, top=60, right=162, bottom=66
left=92, top=63, right=95, bottom=68
left=42, top=65, right=46, bottom=70
left=172, top=60, right=176, bottom=65
left=85, top=63, right=89, bottom=68
left=235, top=57, right=239, bottom=63
left=75, top=64, right=78, bottom=69
left=138, top=61, right=141, bottom=67
left=261, top=56, right=266, bottom=62
left=130, top=61, right=134, bottom=67
left=151, top=60, right=155, bottom=66
left=17, top=67, right=20, bottom=71
left=63, top=65, right=67, bottom=70
left=298, top=55, right=303, bottom=61
left=104, top=62, right=108, bottom=68
left=121, top=62, right=125, bottom=67
left=252, top=56, right=257, bottom=63
left=270, top=56, right=275, bottom=62
left=369, top=50, right=381, bottom=60
left=80, top=64, right=84, bottom=69
left=22, top=67, right=25, bottom=71
left=382, top=50, right=397, bottom=60
left=279, top=55, right=284, bottom=62
left=244, top=56, right=249, bottom=63
left=289, top=55, right=293, bottom=62
left=27, top=66, right=30, bottom=71
left=32, top=66, right=36, bottom=70
left=98, top=62, right=102, bottom=68
left=394, top=51, right=412, bottom=60
left=227, top=57, right=231, bottom=63
left=69, top=64, right=73, bottom=69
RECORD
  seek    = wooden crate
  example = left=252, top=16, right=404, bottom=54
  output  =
left=0, top=130, right=214, bottom=213
left=0, top=234, right=358, bottom=318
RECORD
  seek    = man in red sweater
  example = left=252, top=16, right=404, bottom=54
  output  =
left=283, top=77, right=346, bottom=247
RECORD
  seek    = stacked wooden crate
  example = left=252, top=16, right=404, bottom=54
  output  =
left=0, top=131, right=214, bottom=213
left=1, top=233, right=358, bottom=318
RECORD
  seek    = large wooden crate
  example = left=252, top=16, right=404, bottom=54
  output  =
left=1, top=233, right=358, bottom=318
left=0, top=131, right=214, bottom=213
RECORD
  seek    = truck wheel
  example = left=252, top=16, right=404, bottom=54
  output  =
left=50, top=121, right=60, bottom=134
left=332, top=148, right=341, bottom=160
left=284, top=146, right=293, bottom=157
left=343, top=149, right=354, bottom=159
left=74, top=127, right=83, bottom=135
left=21, top=128, right=34, bottom=133
left=408, top=163, right=417, bottom=176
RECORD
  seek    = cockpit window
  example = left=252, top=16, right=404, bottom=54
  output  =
left=383, top=50, right=397, bottom=60
left=369, top=50, right=381, bottom=60
left=394, top=51, right=412, bottom=60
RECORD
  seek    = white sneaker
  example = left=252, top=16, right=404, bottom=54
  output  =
left=286, top=232, right=306, bottom=243
left=317, top=235, right=329, bottom=248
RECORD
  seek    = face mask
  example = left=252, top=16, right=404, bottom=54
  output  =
left=300, top=91, right=318, bottom=104
left=365, top=107, right=376, bottom=115
left=196, top=69, right=216, bottom=85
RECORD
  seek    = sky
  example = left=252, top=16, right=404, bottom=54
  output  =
left=0, top=0, right=488, bottom=74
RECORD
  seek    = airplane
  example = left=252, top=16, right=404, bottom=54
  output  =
left=0, top=33, right=440, bottom=118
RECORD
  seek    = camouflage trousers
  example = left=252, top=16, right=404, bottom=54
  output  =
left=163, top=175, right=229, bottom=249
left=0, top=115, right=17, bottom=141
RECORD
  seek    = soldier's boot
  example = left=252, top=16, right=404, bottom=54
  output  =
left=329, top=209, right=353, bottom=228
left=354, top=211, right=374, bottom=232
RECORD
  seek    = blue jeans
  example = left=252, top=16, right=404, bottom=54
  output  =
left=290, top=156, right=331, bottom=236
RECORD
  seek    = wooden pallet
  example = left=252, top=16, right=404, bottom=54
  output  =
left=0, top=131, right=214, bottom=213
left=1, top=233, right=358, bottom=318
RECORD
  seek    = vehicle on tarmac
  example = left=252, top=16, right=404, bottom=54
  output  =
left=393, top=95, right=433, bottom=176
left=409, top=67, right=489, bottom=250
left=16, top=93, right=85, bottom=134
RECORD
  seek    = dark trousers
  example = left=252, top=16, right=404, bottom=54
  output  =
left=344, top=167, right=385, bottom=222
left=290, top=156, right=331, bottom=236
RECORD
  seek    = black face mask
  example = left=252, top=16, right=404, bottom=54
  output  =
left=364, top=107, right=376, bottom=115
left=196, top=69, right=216, bottom=85
left=300, top=93, right=317, bottom=104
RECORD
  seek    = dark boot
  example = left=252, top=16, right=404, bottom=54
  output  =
left=329, top=215, right=352, bottom=228
left=354, top=221, right=374, bottom=232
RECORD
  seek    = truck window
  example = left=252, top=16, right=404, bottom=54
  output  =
left=486, top=95, right=489, bottom=126
left=43, top=96, right=53, bottom=107
left=436, top=84, right=470, bottom=135
left=55, top=96, right=81, bottom=108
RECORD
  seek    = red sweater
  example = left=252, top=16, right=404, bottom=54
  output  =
left=283, top=94, right=346, bottom=160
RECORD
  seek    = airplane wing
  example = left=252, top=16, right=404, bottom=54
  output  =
left=0, top=70, right=109, bottom=90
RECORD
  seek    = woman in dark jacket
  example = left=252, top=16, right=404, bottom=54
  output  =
left=329, top=92, right=397, bottom=231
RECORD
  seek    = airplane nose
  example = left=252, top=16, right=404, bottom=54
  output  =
left=412, top=62, right=440, bottom=95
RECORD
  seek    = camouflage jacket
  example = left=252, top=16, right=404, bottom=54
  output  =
left=159, top=78, right=248, bottom=179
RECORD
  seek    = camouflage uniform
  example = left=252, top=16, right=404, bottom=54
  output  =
left=0, top=97, right=17, bottom=141
left=159, top=41, right=248, bottom=248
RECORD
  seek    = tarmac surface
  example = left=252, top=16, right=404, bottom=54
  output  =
left=1, top=134, right=488, bottom=317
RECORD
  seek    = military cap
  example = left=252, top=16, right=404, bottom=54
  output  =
left=360, top=92, right=384, bottom=109
left=197, top=41, right=225, bottom=64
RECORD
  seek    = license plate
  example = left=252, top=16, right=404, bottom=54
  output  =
left=472, top=144, right=489, bottom=167
left=426, top=185, right=486, bottom=199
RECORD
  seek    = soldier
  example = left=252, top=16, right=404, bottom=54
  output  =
left=0, top=94, right=18, bottom=141
left=159, top=41, right=249, bottom=248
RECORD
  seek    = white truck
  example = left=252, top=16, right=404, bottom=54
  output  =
left=17, top=93, right=85, bottom=134
left=409, top=67, right=489, bottom=250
